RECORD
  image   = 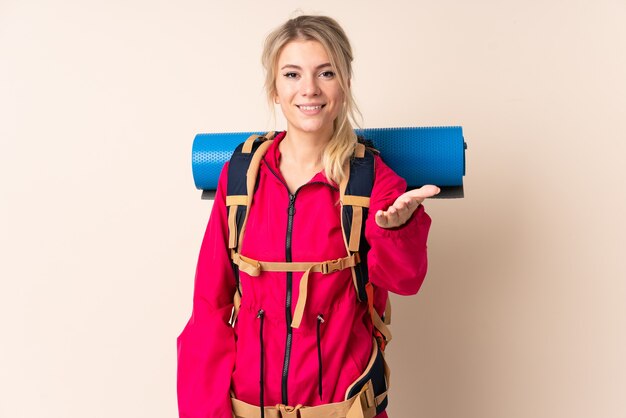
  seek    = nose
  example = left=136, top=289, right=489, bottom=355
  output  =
left=300, top=75, right=320, bottom=96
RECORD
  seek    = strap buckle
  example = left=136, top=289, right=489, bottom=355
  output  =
left=277, top=403, right=302, bottom=417
left=233, top=253, right=262, bottom=277
left=322, top=258, right=343, bottom=274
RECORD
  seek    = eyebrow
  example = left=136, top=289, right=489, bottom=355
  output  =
left=280, top=63, right=332, bottom=70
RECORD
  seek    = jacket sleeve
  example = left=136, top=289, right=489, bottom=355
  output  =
left=177, top=163, right=237, bottom=418
left=365, top=155, right=432, bottom=296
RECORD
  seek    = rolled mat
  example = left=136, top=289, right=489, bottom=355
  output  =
left=192, top=126, right=466, bottom=198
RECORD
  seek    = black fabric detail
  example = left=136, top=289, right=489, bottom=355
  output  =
left=226, top=143, right=250, bottom=196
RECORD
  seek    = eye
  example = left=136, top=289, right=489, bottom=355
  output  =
left=283, top=72, right=299, bottom=79
left=320, top=70, right=335, bottom=79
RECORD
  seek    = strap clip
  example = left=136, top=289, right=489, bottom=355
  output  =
left=277, top=403, right=302, bottom=417
left=322, top=258, right=343, bottom=274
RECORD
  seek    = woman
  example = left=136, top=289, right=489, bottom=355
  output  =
left=177, top=15, right=439, bottom=418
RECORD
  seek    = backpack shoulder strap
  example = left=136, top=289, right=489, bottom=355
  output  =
left=340, top=142, right=375, bottom=302
left=226, top=132, right=275, bottom=324
left=340, top=141, right=393, bottom=349
left=225, top=132, right=275, bottom=252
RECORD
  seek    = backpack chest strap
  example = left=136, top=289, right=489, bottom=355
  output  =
left=231, top=252, right=360, bottom=329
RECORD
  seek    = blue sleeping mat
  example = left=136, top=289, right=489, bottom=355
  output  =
left=192, top=126, right=466, bottom=198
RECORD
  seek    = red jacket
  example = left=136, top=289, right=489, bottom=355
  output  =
left=177, top=132, right=432, bottom=417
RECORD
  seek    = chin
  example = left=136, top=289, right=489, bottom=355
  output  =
left=294, top=121, right=333, bottom=135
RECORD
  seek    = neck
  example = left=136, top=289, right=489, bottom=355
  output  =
left=280, top=128, right=333, bottom=169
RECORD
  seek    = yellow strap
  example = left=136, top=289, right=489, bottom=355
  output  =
left=226, top=195, right=248, bottom=206
left=232, top=397, right=280, bottom=418
left=228, top=206, right=238, bottom=249
left=340, top=147, right=369, bottom=253
left=370, top=308, right=392, bottom=344
left=348, top=206, right=363, bottom=253
left=232, top=253, right=358, bottom=276
left=231, top=252, right=359, bottom=328
left=278, top=404, right=303, bottom=418
left=237, top=140, right=273, bottom=252
left=355, top=142, right=365, bottom=158
left=344, top=338, right=378, bottom=397
left=290, top=265, right=315, bottom=329
left=341, top=195, right=370, bottom=208
left=242, top=134, right=262, bottom=154
left=241, top=131, right=276, bottom=154
left=233, top=253, right=262, bottom=276
left=231, top=380, right=377, bottom=418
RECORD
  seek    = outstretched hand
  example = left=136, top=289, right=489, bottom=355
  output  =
left=375, top=185, right=440, bottom=229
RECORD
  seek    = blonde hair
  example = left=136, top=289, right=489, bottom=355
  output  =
left=261, top=15, right=361, bottom=185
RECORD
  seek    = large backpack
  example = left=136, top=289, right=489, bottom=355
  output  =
left=225, top=132, right=392, bottom=350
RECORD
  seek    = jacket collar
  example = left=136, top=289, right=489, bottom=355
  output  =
left=263, top=131, right=337, bottom=189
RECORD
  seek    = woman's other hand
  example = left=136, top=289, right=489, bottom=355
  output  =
left=375, top=185, right=440, bottom=228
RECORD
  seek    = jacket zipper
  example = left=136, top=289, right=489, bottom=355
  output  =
left=282, top=192, right=296, bottom=405
left=263, top=156, right=339, bottom=405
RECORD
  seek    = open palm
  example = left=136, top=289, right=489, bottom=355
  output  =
left=375, top=185, right=440, bottom=228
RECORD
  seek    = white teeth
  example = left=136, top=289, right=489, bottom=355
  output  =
left=299, top=105, right=322, bottom=110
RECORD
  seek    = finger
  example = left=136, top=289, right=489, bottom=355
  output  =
left=408, top=198, right=420, bottom=211
left=404, top=196, right=420, bottom=211
left=393, top=199, right=411, bottom=221
left=375, top=209, right=388, bottom=228
left=377, top=211, right=397, bottom=229
left=405, top=185, right=441, bottom=200
left=386, top=206, right=400, bottom=227
left=420, top=185, right=441, bottom=196
left=396, top=195, right=421, bottom=217
left=398, top=196, right=413, bottom=208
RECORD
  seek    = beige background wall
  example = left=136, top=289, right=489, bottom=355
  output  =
left=1, top=1, right=624, bottom=417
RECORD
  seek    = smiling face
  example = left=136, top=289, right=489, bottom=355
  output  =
left=274, top=39, right=345, bottom=139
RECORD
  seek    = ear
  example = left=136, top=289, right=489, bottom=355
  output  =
left=274, top=95, right=280, bottom=104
